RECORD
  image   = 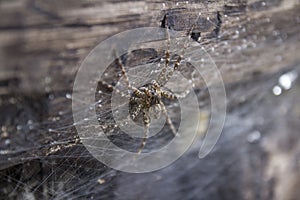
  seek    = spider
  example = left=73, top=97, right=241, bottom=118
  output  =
left=98, top=48, right=189, bottom=154
left=98, top=15, right=198, bottom=154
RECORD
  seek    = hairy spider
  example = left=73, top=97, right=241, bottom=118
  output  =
left=98, top=48, right=188, bottom=154
left=128, top=80, right=178, bottom=154
left=98, top=15, right=197, bottom=154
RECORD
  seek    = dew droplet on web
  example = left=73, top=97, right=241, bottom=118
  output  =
left=16, top=125, right=22, bottom=130
left=278, top=70, right=298, bottom=90
left=272, top=85, right=282, bottom=96
left=247, top=130, right=261, bottom=143
left=66, top=93, right=72, bottom=99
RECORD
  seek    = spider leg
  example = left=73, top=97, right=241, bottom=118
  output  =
left=157, top=14, right=172, bottom=86
left=132, top=89, right=145, bottom=98
left=159, top=12, right=202, bottom=86
left=161, top=90, right=176, bottom=99
left=161, top=89, right=190, bottom=99
left=113, top=49, right=137, bottom=91
left=99, top=48, right=146, bottom=98
left=164, top=54, right=183, bottom=84
left=98, top=80, right=130, bottom=98
left=129, top=102, right=141, bottom=121
left=137, top=110, right=150, bottom=154
left=160, top=101, right=177, bottom=136
left=174, top=89, right=191, bottom=99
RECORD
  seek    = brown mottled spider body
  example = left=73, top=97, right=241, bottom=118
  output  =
left=97, top=13, right=198, bottom=154
left=129, top=80, right=176, bottom=121
left=128, top=80, right=178, bottom=153
left=99, top=50, right=183, bottom=153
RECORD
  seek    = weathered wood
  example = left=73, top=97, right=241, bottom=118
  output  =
left=1, top=0, right=300, bottom=199
left=1, top=0, right=300, bottom=94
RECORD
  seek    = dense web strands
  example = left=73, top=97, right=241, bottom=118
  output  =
left=1, top=0, right=300, bottom=199
left=71, top=13, right=225, bottom=171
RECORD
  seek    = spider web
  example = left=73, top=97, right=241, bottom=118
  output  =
left=0, top=0, right=258, bottom=198
left=0, top=44, right=210, bottom=199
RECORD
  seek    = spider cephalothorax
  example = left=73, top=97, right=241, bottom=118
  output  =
left=129, top=80, right=162, bottom=120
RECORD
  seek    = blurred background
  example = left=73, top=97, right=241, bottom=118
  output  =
left=0, top=0, right=300, bottom=199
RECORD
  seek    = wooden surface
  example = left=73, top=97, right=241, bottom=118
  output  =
left=1, top=0, right=300, bottom=94
left=1, top=0, right=300, bottom=199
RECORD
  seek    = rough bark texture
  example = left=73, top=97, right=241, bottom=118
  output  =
left=1, top=0, right=300, bottom=199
